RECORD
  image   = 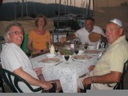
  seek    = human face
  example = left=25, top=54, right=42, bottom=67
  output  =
left=7, top=26, right=23, bottom=46
left=37, top=17, right=45, bottom=27
left=85, top=20, right=94, bottom=32
left=105, top=23, right=123, bottom=44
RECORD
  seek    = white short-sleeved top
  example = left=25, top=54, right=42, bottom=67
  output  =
left=75, top=26, right=105, bottom=45
left=1, top=43, right=41, bottom=93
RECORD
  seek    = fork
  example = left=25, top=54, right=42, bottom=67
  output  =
left=55, top=61, right=63, bottom=66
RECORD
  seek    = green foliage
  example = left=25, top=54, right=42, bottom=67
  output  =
left=60, top=49, right=73, bottom=55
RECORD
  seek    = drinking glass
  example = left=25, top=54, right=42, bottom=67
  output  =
left=74, top=49, right=79, bottom=55
left=84, top=42, right=88, bottom=49
left=64, top=55, right=70, bottom=64
left=55, top=46, right=59, bottom=55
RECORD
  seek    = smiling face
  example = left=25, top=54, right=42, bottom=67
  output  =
left=37, top=17, right=45, bottom=27
left=85, top=19, right=94, bottom=33
left=7, top=26, right=23, bottom=46
left=105, top=23, right=123, bottom=44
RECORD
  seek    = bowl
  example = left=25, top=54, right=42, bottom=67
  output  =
left=78, top=50, right=84, bottom=54
left=46, top=53, right=56, bottom=58
left=88, top=45, right=96, bottom=50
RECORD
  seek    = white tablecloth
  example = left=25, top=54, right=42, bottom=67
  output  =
left=30, top=53, right=98, bottom=93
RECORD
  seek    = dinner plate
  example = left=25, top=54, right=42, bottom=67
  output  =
left=72, top=54, right=91, bottom=61
left=45, top=53, right=56, bottom=58
left=40, top=58, right=60, bottom=64
left=85, top=50, right=100, bottom=54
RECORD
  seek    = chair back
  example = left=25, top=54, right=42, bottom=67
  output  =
left=114, top=60, right=128, bottom=89
left=0, top=68, right=42, bottom=93
left=21, top=34, right=28, bottom=53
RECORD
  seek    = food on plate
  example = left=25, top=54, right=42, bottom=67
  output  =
left=60, top=49, right=73, bottom=55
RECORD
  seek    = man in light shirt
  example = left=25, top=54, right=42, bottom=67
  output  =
left=60, top=17, right=107, bottom=45
left=1, top=22, right=61, bottom=93
left=78, top=18, right=128, bottom=90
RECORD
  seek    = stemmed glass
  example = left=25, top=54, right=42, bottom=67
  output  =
left=64, top=52, right=70, bottom=64
left=55, top=46, right=59, bottom=55
left=84, top=42, right=88, bottom=49
left=74, top=49, right=79, bottom=55
left=64, top=55, right=69, bottom=64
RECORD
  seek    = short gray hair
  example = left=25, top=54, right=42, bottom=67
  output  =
left=4, top=22, right=24, bottom=42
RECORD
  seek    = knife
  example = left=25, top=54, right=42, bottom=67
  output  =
left=55, top=61, right=63, bottom=66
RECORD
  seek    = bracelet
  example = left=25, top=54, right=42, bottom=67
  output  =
left=90, top=76, right=94, bottom=83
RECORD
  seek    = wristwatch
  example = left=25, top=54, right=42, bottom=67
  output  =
left=90, top=76, right=94, bottom=83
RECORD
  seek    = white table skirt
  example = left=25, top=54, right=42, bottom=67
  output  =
left=30, top=53, right=98, bottom=93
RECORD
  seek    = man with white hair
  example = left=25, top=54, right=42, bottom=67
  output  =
left=1, top=22, right=61, bottom=93
left=78, top=18, right=128, bottom=90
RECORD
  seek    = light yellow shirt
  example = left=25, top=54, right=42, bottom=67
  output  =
left=91, top=36, right=128, bottom=89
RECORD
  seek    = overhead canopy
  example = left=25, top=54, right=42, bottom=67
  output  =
left=0, top=0, right=3, bottom=6
left=0, top=19, right=55, bottom=36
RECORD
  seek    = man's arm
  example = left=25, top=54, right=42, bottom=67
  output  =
left=82, top=71, right=121, bottom=86
left=60, top=33, right=76, bottom=43
left=13, top=67, right=52, bottom=90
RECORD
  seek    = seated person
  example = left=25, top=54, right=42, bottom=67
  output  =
left=1, top=22, right=61, bottom=93
left=78, top=18, right=128, bottom=90
left=60, top=17, right=107, bottom=46
left=27, top=14, right=52, bottom=55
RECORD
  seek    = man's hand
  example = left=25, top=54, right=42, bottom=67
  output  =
left=34, top=67, right=42, bottom=76
left=82, top=77, right=92, bottom=87
left=40, top=82, right=53, bottom=90
left=60, top=37, right=67, bottom=43
left=88, top=65, right=95, bottom=71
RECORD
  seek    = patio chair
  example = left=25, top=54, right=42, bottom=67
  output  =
left=114, top=60, right=128, bottom=89
left=0, top=75, right=5, bottom=92
left=0, top=65, right=5, bottom=92
left=0, top=68, right=56, bottom=93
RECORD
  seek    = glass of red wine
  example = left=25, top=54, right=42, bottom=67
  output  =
left=64, top=55, right=70, bottom=64
left=55, top=46, right=59, bottom=54
left=75, top=49, right=79, bottom=55
left=84, top=42, right=88, bottom=49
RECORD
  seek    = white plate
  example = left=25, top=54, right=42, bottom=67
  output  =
left=45, top=53, right=56, bottom=58
left=72, top=54, right=91, bottom=61
left=40, top=58, right=61, bottom=65
left=85, top=50, right=100, bottom=54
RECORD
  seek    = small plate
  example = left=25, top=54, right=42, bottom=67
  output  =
left=45, top=53, right=56, bottom=58
left=78, top=50, right=84, bottom=55
left=40, top=58, right=60, bottom=64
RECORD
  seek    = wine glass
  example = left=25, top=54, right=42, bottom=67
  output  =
left=55, top=46, right=59, bottom=55
left=84, top=42, right=88, bottom=49
left=74, top=49, right=79, bottom=55
left=64, top=55, right=70, bottom=64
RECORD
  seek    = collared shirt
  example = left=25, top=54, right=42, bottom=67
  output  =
left=91, top=35, right=128, bottom=88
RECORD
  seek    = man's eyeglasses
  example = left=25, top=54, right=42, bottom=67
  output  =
left=9, top=31, right=23, bottom=35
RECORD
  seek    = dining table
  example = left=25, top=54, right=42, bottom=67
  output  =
left=30, top=48, right=104, bottom=93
